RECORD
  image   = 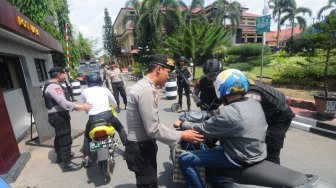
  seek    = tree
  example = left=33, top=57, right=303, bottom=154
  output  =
left=280, top=1, right=311, bottom=53
left=103, top=8, right=114, bottom=58
left=269, top=0, right=295, bottom=48
left=209, top=0, right=241, bottom=29
left=178, top=0, right=205, bottom=26
left=7, top=0, right=81, bottom=67
left=317, top=0, right=336, bottom=19
left=136, top=0, right=182, bottom=51
left=165, top=20, right=231, bottom=78
left=280, top=2, right=311, bottom=38
left=311, top=13, right=336, bottom=98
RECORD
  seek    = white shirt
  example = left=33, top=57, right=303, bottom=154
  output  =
left=81, top=86, right=117, bottom=115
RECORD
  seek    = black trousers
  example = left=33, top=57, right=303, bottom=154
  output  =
left=83, top=110, right=127, bottom=156
left=48, top=111, right=72, bottom=163
left=266, top=107, right=295, bottom=164
left=112, top=81, right=127, bottom=107
left=124, top=139, right=158, bottom=187
left=177, top=82, right=191, bottom=107
left=66, top=86, right=75, bottom=100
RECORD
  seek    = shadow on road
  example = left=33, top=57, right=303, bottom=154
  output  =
left=115, top=183, right=136, bottom=188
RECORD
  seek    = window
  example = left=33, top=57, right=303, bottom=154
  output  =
left=0, top=57, right=14, bottom=91
left=34, top=58, right=48, bottom=82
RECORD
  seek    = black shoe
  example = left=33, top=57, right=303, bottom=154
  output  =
left=187, top=106, right=191, bottom=111
left=117, top=107, right=120, bottom=113
left=82, top=159, right=91, bottom=169
left=62, top=161, right=82, bottom=172
left=56, top=152, right=75, bottom=163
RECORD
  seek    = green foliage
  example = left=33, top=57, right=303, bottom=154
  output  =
left=226, top=43, right=270, bottom=61
left=228, top=62, right=253, bottom=71
left=131, top=62, right=146, bottom=76
left=164, top=20, right=231, bottom=67
left=103, top=8, right=122, bottom=58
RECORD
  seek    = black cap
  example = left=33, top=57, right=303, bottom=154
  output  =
left=48, top=67, right=64, bottom=75
left=110, top=61, right=116, bottom=64
left=148, top=54, right=174, bottom=69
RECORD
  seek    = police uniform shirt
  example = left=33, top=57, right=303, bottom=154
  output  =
left=81, top=86, right=117, bottom=116
left=126, top=77, right=181, bottom=146
left=107, top=68, right=124, bottom=90
left=45, top=83, right=75, bottom=114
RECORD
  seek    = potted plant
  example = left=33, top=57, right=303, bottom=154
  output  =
left=310, top=13, right=336, bottom=118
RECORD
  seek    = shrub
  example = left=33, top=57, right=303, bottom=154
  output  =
left=226, top=43, right=270, bottom=61
left=228, top=62, right=253, bottom=71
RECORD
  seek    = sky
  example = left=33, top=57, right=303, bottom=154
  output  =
left=68, top=0, right=331, bottom=55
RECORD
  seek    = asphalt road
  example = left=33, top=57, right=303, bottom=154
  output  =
left=10, top=80, right=336, bottom=188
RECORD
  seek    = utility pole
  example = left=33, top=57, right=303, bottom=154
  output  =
left=260, top=0, right=269, bottom=82
left=65, top=23, right=70, bottom=68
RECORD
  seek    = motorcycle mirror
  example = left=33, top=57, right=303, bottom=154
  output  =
left=171, top=103, right=181, bottom=113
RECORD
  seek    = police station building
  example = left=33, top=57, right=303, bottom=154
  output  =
left=0, top=0, right=63, bottom=176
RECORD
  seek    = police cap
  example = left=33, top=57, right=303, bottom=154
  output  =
left=148, top=54, right=174, bottom=69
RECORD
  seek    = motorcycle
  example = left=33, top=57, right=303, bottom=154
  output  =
left=170, top=103, right=322, bottom=188
left=88, top=108, right=119, bottom=182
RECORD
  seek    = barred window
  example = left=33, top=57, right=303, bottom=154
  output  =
left=34, top=58, right=48, bottom=82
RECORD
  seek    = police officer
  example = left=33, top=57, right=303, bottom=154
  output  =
left=245, top=80, right=295, bottom=164
left=176, top=56, right=191, bottom=111
left=124, top=54, right=204, bottom=188
left=193, top=58, right=222, bottom=111
left=43, top=67, right=92, bottom=172
left=107, top=61, right=127, bottom=113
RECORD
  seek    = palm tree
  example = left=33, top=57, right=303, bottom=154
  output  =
left=178, top=0, right=205, bottom=26
left=317, top=0, right=336, bottom=19
left=136, top=0, right=182, bottom=51
left=268, top=0, right=295, bottom=48
left=280, top=1, right=312, bottom=39
left=209, top=0, right=241, bottom=29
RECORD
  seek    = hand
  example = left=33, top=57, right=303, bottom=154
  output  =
left=83, top=103, right=93, bottom=110
left=181, top=130, right=204, bottom=144
left=173, top=120, right=182, bottom=128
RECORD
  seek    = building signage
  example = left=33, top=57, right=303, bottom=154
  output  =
left=256, top=14, right=271, bottom=33
left=16, top=15, right=39, bottom=36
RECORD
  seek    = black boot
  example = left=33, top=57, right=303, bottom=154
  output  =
left=62, top=161, right=82, bottom=172
left=56, top=152, right=75, bottom=163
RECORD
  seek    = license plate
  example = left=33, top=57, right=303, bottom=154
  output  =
left=90, top=138, right=114, bottom=151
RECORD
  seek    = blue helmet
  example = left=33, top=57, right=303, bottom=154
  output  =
left=86, top=73, right=102, bottom=87
left=214, top=69, right=248, bottom=99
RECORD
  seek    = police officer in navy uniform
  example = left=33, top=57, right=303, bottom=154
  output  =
left=176, top=56, right=191, bottom=111
left=125, top=54, right=203, bottom=188
left=43, top=67, right=92, bottom=172
left=245, top=80, right=295, bottom=164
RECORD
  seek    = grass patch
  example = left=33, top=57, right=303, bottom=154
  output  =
left=250, top=66, right=274, bottom=78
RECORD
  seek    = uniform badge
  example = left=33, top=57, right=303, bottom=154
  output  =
left=55, top=88, right=63, bottom=94
left=152, top=90, right=158, bottom=103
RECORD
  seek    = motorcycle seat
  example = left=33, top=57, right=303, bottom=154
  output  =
left=215, top=160, right=316, bottom=187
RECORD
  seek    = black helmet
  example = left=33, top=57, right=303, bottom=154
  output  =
left=203, top=58, right=222, bottom=76
left=179, top=56, right=187, bottom=61
left=86, top=73, right=102, bottom=87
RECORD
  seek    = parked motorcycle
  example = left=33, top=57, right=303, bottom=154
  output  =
left=171, top=104, right=322, bottom=188
left=88, top=118, right=119, bottom=182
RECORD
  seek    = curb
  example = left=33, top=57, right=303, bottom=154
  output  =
left=292, top=115, right=336, bottom=139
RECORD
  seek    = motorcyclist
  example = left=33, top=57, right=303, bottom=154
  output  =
left=245, top=79, right=295, bottom=164
left=173, top=69, right=268, bottom=188
left=176, top=56, right=192, bottom=111
left=81, top=73, right=127, bottom=168
left=193, top=58, right=222, bottom=111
